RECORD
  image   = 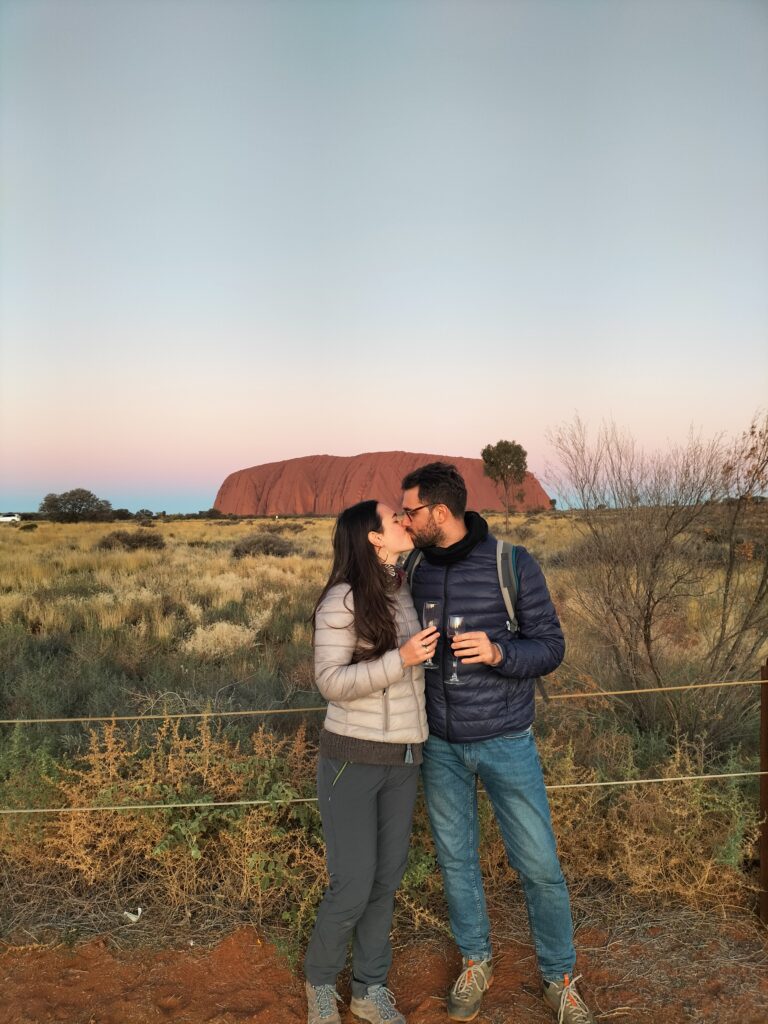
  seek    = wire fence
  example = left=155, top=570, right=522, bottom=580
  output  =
left=0, top=676, right=764, bottom=816
left=0, top=678, right=764, bottom=727
left=1, top=770, right=766, bottom=817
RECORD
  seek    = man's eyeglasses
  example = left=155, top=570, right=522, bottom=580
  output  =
left=399, top=503, right=437, bottom=521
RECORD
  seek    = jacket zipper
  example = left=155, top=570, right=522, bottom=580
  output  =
left=382, top=688, right=390, bottom=735
left=442, top=564, right=452, bottom=742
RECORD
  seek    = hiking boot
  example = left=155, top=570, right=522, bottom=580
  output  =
left=350, top=984, right=406, bottom=1023
left=542, top=974, right=596, bottom=1024
left=446, top=958, right=494, bottom=1022
left=305, top=981, right=342, bottom=1024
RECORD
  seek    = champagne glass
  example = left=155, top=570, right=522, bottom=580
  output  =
left=421, top=600, right=442, bottom=669
left=446, top=614, right=464, bottom=684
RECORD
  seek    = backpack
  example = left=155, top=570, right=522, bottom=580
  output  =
left=403, top=541, right=549, bottom=701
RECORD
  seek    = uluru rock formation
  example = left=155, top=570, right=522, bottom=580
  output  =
left=214, top=452, right=552, bottom=517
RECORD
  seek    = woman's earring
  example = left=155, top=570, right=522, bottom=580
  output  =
left=380, top=546, right=397, bottom=577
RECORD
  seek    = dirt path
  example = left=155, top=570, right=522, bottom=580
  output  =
left=2, top=915, right=767, bottom=1024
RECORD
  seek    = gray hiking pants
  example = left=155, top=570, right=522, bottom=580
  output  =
left=303, top=757, right=419, bottom=989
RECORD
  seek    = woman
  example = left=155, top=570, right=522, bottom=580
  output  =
left=304, top=500, right=438, bottom=1024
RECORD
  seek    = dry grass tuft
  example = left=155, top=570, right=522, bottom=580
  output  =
left=182, top=622, right=257, bottom=659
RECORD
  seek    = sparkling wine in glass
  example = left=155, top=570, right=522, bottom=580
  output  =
left=446, top=614, right=465, bottom=684
left=421, top=600, right=442, bottom=668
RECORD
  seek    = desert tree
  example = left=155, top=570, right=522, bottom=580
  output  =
left=548, top=413, right=768, bottom=747
left=39, top=488, right=113, bottom=523
left=481, top=439, right=528, bottom=532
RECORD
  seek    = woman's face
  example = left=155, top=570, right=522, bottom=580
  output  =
left=370, top=503, right=413, bottom=558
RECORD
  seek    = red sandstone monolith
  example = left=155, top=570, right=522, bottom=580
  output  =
left=214, top=452, right=552, bottom=516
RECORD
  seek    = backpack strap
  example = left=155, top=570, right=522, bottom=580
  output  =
left=406, top=542, right=549, bottom=702
left=496, top=540, right=519, bottom=632
left=496, top=540, right=549, bottom=703
left=403, top=549, right=424, bottom=590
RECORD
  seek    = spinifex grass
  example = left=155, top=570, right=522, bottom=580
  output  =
left=0, top=519, right=332, bottom=751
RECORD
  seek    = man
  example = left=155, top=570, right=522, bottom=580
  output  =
left=400, top=462, right=594, bottom=1024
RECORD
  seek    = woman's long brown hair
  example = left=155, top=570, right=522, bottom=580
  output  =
left=313, top=500, right=399, bottom=660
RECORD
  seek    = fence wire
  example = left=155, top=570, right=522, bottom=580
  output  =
left=0, top=678, right=764, bottom=727
left=1, top=676, right=764, bottom=815
left=1, top=770, right=766, bottom=816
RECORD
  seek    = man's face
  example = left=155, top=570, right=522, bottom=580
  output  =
left=400, top=486, right=444, bottom=548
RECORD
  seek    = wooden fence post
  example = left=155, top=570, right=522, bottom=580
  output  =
left=761, top=657, right=768, bottom=925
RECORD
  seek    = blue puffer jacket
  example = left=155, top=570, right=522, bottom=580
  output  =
left=410, top=528, right=564, bottom=742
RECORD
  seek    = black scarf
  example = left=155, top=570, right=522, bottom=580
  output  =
left=419, top=511, right=488, bottom=566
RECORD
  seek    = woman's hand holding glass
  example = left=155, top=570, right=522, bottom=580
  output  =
left=400, top=626, right=440, bottom=668
left=421, top=600, right=442, bottom=668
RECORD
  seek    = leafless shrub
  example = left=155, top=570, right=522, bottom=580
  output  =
left=548, top=413, right=768, bottom=745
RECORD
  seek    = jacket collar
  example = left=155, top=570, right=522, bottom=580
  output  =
left=419, top=511, right=488, bottom=566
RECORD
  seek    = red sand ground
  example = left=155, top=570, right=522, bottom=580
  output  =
left=2, top=917, right=767, bottom=1024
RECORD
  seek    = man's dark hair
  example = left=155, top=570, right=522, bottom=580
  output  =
left=401, top=462, right=467, bottom=517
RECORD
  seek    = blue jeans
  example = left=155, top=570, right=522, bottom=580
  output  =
left=421, top=729, right=575, bottom=981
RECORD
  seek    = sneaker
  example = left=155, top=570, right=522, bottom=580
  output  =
left=350, top=984, right=406, bottom=1023
left=446, top=958, right=494, bottom=1022
left=305, top=981, right=342, bottom=1024
left=542, top=974, right=596, bottom=1024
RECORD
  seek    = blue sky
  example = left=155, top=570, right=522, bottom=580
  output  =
left=1, top=0, right=766, bottom=511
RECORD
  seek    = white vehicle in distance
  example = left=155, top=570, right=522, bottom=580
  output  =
left=0, top=514, right=21, bottom=524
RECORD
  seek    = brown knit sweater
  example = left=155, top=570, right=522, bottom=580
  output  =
left=319, top=728, right=423, bottom=766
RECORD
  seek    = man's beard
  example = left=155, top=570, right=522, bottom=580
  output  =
left=410, top=518, right=444, bottom=549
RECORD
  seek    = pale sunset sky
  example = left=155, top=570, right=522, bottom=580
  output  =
left=1, top=0, right=766, bottom=512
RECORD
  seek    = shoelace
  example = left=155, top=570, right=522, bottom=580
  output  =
left=555, top=974, right=592, bottom=1024
left=312, top=984, right=340, bottom=1019
left=364, top=985, right=400, bottom=1020
left=452, top=961, right=491, bottom=1001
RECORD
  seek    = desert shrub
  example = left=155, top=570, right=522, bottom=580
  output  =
left=96, top=531, right=166, bottom=551
left=0, top=717, right=758, bottom=949
left=232, top=534, right=297, bottom=559
left=19, top=523, right=38, bottom=532
left=0, top=720, right=325, bottom=936
left=549, top=415, right=768, bottom=748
